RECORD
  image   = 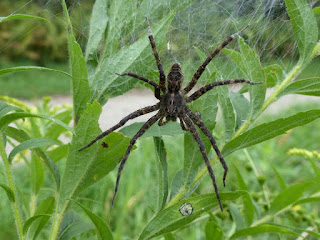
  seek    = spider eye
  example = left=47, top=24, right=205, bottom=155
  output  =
left=179, top=202, right=193, bottom=216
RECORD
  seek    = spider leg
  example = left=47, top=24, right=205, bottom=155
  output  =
left=179, top=117, right=187, bottom=131
left=146, top=17, right=166, bottom=93
left=112, top=112, right=161, bottom=205
left=183, top=25, right=249, bottom=94
left=116, top=72, right=161, bottom=99
left=79, top=103, right=160, bottom=151
left=186, top=107, right=228, bottom=187
left=183, top=116, right=223, bottom=211
left=186, top=78, right=263, bottom=102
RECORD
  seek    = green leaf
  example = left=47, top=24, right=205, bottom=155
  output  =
left=71, top=200, right=113, bottom=240
left=218, top=86, right=236, bottom=140
left=280, top=78, right=320, bottom=97
left=222, top=110, right=320, bottom=156
left=269, top=181, right=313, bottom=214
left=313, top=7, right=320, bottom=15
left=0, top=102, right=20, bottom=119
left=231, top=224, right=302, bottom=239
left=61, top=0, right=91, bottom=124
left=59, top=102, right=131, bottom=208
left=73, top=132, right=131, bottom=195
left=4, top=127, right=61, bottom=190
left=23, top=214, right=51, bottom=235
left=47, top=144, right=69, bottom=162
left=0, top=183, right=15, bottom=202
left=30, top=154, right=44, bottom=194
left=285, top=0, right=318, bottom=63
left=8, top=138, right=60, bottom=162
left=138, top=191, right=245, bottom=240
left=229, top=203, right=245, bottom=230
left=0, top=66, right=71, bottom=78
left=228, top=92, right=250, bottom=131
left=0, top=112, right=74, bottom=134
left=91, top=12, right=175, bottom=103
left=205, top=221, right=224, bottom=240
left=58, top=210, right=93, bottom=240
left=0, top=14, right=47, bottom=23
left=295, top=197, right=320, bottom=205
left=120, top=121, right=184, bottom=138
left=85, top=0, right=108, bottom=61
left=234, top=166, right=255, bottom=226
left=264, top=64, right=283, bottom=88
left=271, top=167, right=287, bottom=191
left=154, top=137, right=169, bottom=211
left=239, top=38, right=266, bottom=118
left=31, top=197, right=55, bottom=240
left=45, top=109, right=73, bottom=141
left=85, top=0, right=108, bottom=80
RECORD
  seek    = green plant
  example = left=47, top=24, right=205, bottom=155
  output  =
left=1, top=0, right=320, bottom=239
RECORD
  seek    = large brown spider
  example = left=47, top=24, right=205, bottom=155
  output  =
left=79, top=18, right=262, bottom=211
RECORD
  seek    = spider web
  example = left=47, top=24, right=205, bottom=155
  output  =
left=1, top=0, right=320, bottom=236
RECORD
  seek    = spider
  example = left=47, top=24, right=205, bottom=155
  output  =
left=79, top=18, right=262, bottom=211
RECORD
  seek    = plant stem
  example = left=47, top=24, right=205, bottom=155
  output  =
left=0, top=139, right=25, bottom=240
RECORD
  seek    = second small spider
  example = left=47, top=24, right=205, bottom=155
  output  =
left=80, top=18, right=262, bottom=211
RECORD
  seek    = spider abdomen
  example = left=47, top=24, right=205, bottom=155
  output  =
left=160, top=92, right=185, bottom=121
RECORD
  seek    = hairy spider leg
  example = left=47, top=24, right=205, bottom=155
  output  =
left=115, top=72, right=160, bottom=99
left=179, top=117, right=187, bottom=131
left=146, top=17, right=166, bottom=93
left=186, top=108, right=228, bottom=186
left=183, top=25, right=250, bottom=94
left=186, top=79, right=262, bottom=102
left=78, top=103, right=160, bottom=151
left=112, top=112, right=161, bottom=205
left=183, top=116, right=223, bottom=211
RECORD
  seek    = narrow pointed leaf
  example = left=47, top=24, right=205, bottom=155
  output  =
left=234, top=166, right=254, bottom=226
left=138, top=192, right=245, bottom=240
left=0, top=102, right=20, bottom=119
left=154, top=137, right=168, bottom=211
left=61, top=0, right=91, bottom=123
left=29, top=197, right=55, bottom=239
left=285, top=0, right=318, bottom=63
left=222, top=110, right=320, bottom=156
left=23, top=214, right=51, bottom=234
left=0, top=66, right=71, bottom=78
left=0, top=112, right=74, bottom=134
left=9, top=138, right=60, bottom=162
left=71, top=200, right=113, bottom=240
left=4, top=127, right=61, bottom=189
left=0, top=14, right=47, bottom=23
left=269, top=181, right=313, bottom=214
left=231, top=224, right=302, bottom=239
left=0, top=183, right=15, bottom=202
left=280, top=78, right=320, bottom=97
left=239, top=38, right=266, bottom=118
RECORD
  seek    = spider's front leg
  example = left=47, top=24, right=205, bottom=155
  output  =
left=112, top=112, right=161, bottom=205
left=183, top=25, right=249, bottom=94
left=183, top=116, right=223, bottom=211
left=116, top=72, right=161, bottom=99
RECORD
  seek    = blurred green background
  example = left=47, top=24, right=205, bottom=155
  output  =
left=1, top=0, right=320, bottom=99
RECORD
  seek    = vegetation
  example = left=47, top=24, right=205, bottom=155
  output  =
left=0, top=0, right=320, bottom=239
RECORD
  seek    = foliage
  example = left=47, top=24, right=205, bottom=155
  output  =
left=0, top=0, right=320, bottom=239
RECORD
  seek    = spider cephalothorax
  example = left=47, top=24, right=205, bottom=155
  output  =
left=79, top=18, right=262, bottom=211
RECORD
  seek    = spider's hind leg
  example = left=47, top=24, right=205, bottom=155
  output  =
left=183, top=116, right=223, bottom=211
left=186, top=107, right=228, bottom=187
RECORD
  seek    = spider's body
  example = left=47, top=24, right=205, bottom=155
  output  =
left=79, top=18, right=262, bottom=211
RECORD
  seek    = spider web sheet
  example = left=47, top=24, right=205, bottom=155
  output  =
left=1, top=0, right=320, bottom=236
